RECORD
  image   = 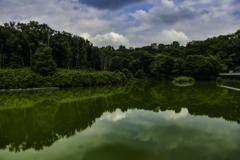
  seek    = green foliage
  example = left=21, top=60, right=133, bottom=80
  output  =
left=235, top=66, right=240, bottom=71
left=122, top=69, right=133, bottom=79
left=0, top=68, right=127, bottom=89
left=32, top=42, right=57, bottom=76
left=114, top=70, right=121, bottom=73
left=216, top=77, right=223, bottom=83
left=134, top=69, right=144, bottom=78
left=184, top=55, right=224, bottom=80
left=171, top=58, right=186, bottom=77
left=173, top=82, right=194, bottom=87
left=172, top=76, right=195, bottom=87
left=1, top=21, right=240, bottom=80
left=115, top=71, right=127, bottom=83
left=173, top=76, right=195, bottom=83
left=9, top=52, right=22, bottom=68
left=149, top=53, right=174, bottom=79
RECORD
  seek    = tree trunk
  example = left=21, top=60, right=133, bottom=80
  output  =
left=75, top=54, right=79, bottom=71
left=92, top=52, right=96, bottom=70
left=0, top=43, right=2, bottom=69
left=104, top=57, right=107, bottom=71
left=107, top=56, right=112, bottom=71
left=142, top=61, right=144, bottom=71
left=22, top=58, right=24, bottom=67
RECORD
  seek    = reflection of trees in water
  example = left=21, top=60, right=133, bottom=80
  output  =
left=150, top=81, right=240, bottom=123
left=0, top=80, right=240, bottom=152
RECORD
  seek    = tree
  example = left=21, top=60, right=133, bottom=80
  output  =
left=9, top=51, right=22, bottom=68
left=171, top=58, right=186, bottom=77
left=149, top=53, right=174, bottom=79
left=0, top=42, right=2, bottom=69
left=172, top=41, right=180, bottom=48
left=32, top=42, right=56, bottom=76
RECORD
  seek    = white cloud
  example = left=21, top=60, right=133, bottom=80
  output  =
left=160, top=108, right=189, bottom=120
left=0, top=0, right=110, bottom=36
left=125, top=23, right=152, bottom=33
left=162, top=0, right=175, bottom=8
left=81, top=32, right=130, bottom=48
left=1, top=0, right=240, bottom=48
left=100, top=109, right=131, bottom=121
left=139, top=29, right=191, bottom=45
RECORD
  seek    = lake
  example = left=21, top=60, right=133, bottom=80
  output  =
left=0, top=80, right=240, bottom=160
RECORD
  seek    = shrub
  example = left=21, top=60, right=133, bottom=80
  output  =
left=0, top=68, right=128, bottom=89
left=173, top=76, right=195, bottom=83
left=216, top=77, right=223, bottom=83
left=114, top=70, right=121, bottom=74
left=134, top=69, right=144, bottom=79
left=122, top=69, right=133, bottom=79
left=235, top=66, right=240, bottom=71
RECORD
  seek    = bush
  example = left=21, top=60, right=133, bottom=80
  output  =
left=216, top=77, right=223, bottom=83
left=235, top=66, right=240, bottom=71
left=114, top=70, right=121, bottom=74
left=0, top=68, right=128, bottom=89
left=173, top=76, right=195, bottom=83
left=122, top=69, right=133, bottom=79
left=134, top=69, right=144, bottom=78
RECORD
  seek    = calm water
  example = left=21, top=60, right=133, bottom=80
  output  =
left=0, top=80, right=240, bottom=160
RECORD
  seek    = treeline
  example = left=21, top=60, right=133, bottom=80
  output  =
left=0, top=21, right=240, bottom=79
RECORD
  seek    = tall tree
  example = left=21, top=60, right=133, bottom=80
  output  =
left=32, top=42, right=56, bottom=76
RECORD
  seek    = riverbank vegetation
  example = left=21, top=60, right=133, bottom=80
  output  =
left=0, top=67, right=127, bottom=89
left=1, top=21, right=240, bottom=87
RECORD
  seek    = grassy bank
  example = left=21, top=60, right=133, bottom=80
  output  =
left=0, top=68, right=127, bottom=89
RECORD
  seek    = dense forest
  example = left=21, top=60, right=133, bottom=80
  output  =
left=0, top=21, right=240, bottom=81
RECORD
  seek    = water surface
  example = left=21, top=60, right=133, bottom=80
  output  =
left=0, top=81, right=240, bottom=160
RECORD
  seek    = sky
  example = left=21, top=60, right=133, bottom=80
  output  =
left=0, top=0, right=240, bottom=48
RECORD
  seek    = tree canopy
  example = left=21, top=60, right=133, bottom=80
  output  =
left=1, top=21, right=240, bottom=80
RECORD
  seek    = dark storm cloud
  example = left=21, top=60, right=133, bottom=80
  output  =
left=231, top=0, right=240, bottom=5
left=160, top=7, right=197, bottom=25
left=78, top=0, right=145, bottom=10
left=148, top=7, right=203, bottom=25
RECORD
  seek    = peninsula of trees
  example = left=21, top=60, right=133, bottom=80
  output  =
left=0, top=21, right=240, bottom=88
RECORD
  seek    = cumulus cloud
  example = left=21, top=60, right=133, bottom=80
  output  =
left=160, top=108, right=189, bottom=120
left=139, top=29, right=190, bottom=45
left=100, top=109, right=131, bottom=121
left=1, top=0, right=240, bottom=48
left=81, top=32, right=130, bottom=48
left=0, top=0, right=110, bottom=35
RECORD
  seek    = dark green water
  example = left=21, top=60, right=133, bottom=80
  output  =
left=0, top=80, right=240, bottom=160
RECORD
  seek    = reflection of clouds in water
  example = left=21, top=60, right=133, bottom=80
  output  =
left=100, top=109, right=131, bottom=122
left=160, top=108, right=189, bottom=120
left=134, top=123, right=240, bottom=159
left=5, top=109, right=239, bottom=160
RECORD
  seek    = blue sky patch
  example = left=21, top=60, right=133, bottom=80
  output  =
left=231, top=10, right=240, bottom=18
